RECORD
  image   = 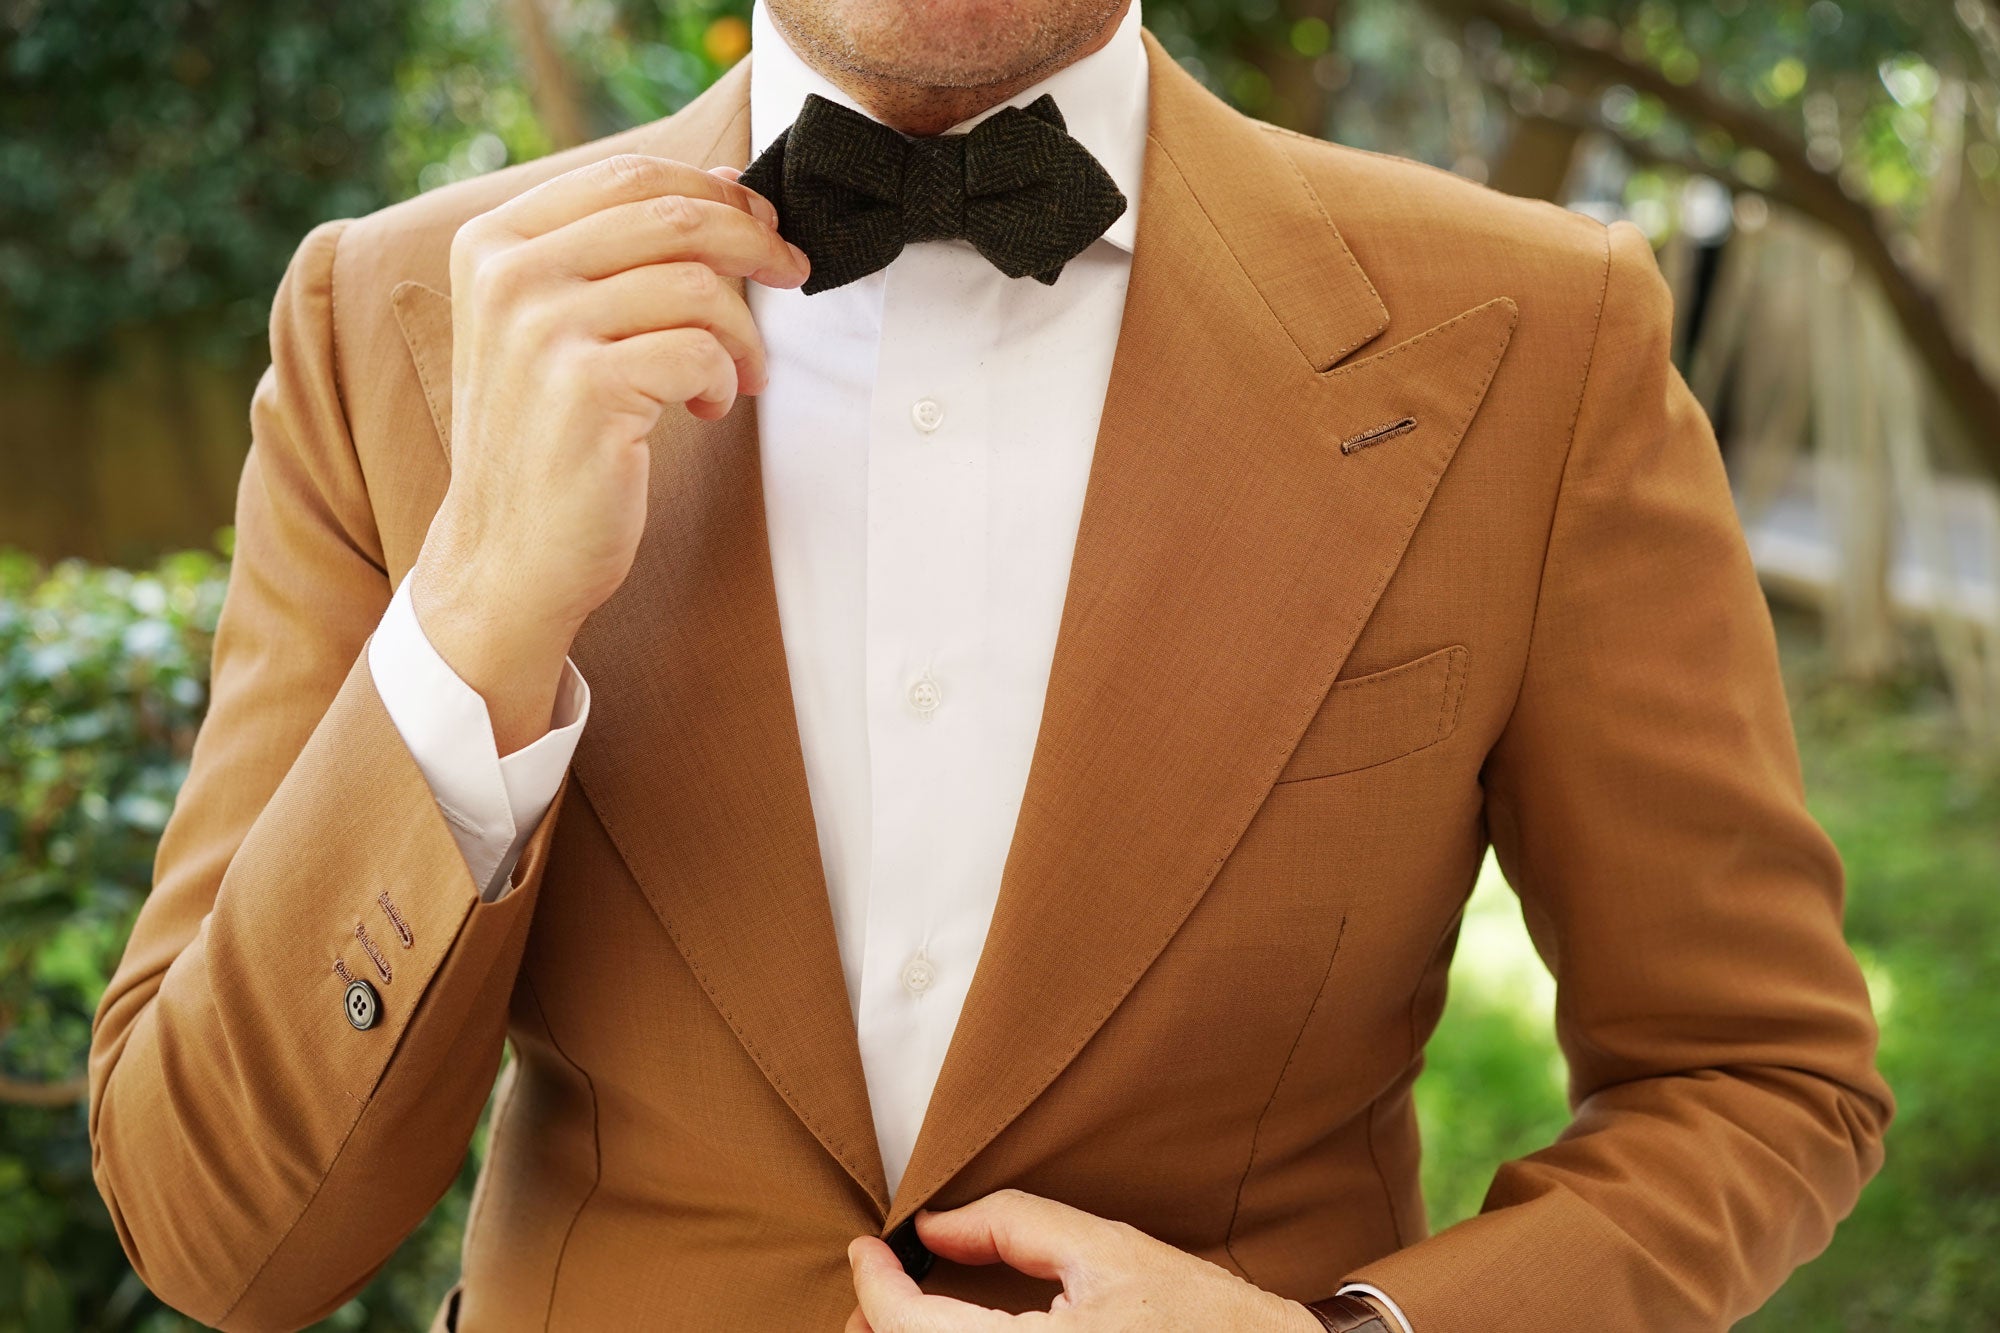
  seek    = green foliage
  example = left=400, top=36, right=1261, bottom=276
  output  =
left=392, top=0, right=758, bottom=195
left=382, top=0, right=554, bottom=201
left=1149, top=0, right=2000, bottom=247
left=0, top=0, right=767, bottom=372
left=0, top=545, right=225, bottom=1328
left=1412, top=860, right=1568, bottom=1231
left=0, top=548, right=229, bottom=1091
left=1744, top=620, right=2000, bottom=1330
left=0, top=0, right=415, bottom=363
left=1139, top=0, right=1324, bottom=106
left=5, top=0, right=1987, bottom=369
left=1469, top=0, right=1999, bottom=216
left=560, top=0, right=754, bottom=131
left=0, top=544, right=469, bottom=1331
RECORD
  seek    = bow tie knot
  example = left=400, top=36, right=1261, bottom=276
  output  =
left=900, top=135, right=966, bottom=244
left=740, top=92, right=1127, bottom=294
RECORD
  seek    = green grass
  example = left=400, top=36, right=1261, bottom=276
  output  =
left=1414, top=604, right=2000, bottom=1329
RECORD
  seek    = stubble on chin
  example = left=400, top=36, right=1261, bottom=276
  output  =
left=764, top=0, right=1128, bottom=132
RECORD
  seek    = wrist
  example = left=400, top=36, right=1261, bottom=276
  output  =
left=1284, top=1298, right=1335, bottom=1331
left=409, top=543, right=580, bottom=757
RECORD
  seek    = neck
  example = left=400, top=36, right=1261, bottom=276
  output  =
left=768, top=1, right=1132, bottom=137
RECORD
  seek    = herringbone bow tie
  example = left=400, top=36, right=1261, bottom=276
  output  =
left=738, top=92, right=1127, bottom=295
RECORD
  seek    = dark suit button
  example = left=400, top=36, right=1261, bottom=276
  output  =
left=344, top=979, right=380, bottom=1030
left=887, top=1219, right=934, bottom=1281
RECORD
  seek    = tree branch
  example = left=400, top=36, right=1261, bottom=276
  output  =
left=0, top=1072, right=88, bottom=1107
left=1429, top=0, right=2000, bottom=478
left=1506, top=101, right=1819, bottom=222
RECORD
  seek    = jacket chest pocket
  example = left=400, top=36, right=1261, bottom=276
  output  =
left=1274, top=644, right=1469, bottom=783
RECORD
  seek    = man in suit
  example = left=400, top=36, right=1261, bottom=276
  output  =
left=87, top=0, right=1892, bottom=1328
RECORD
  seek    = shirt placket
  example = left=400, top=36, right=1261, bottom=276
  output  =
left=858, top=244, right=999, bottom=1189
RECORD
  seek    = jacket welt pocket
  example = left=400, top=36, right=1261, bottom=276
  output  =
left=1274, top=644, right=1469, bottom=784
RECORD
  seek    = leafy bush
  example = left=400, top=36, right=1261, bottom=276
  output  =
left=0, top=542, right=471, bottom=1331
left=0, top=540, right=220, bottom=1320
left=0, top=0, right=418, bottom=363
left=0, top=544, right=225, bottom=1328
left=0, top=0, right=758, bottom=371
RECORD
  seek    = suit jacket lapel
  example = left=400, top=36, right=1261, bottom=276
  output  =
left=887, top=32, right=1518, bottom=1222
left=393, top=61, right=893, bottom=1215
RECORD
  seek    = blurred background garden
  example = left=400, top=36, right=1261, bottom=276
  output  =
left=3, top=0, right=1998, bottom=1327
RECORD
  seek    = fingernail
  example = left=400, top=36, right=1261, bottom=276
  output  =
left=751, top=195, right=779, bottom=228
left=788, top=241, right=810, bottom=269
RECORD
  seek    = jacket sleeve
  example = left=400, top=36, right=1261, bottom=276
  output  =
left=86, top=218, right=567, bottom=1331
left=1343, top=220, right=1894, bottom=1331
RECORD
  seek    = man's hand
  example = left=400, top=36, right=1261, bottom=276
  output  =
left=844, top=1190, right=1325, bottom=1331
left=410, top=154, right=811, bottom=753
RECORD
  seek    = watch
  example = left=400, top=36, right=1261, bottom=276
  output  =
left=1306, top=1293, right=1393, bottom=1332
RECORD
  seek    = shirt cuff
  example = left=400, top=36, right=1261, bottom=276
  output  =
left=1335, top=1283, right=1412, bottom=1333
left=366, top=576, right=589, bottom=901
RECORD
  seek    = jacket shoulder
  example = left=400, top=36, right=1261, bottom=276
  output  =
left=1260, top=123, right=1613, bottom=336
left=332, top=119, right=679, bottom=298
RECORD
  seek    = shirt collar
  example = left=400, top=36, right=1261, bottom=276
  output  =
left=747, top=0, right=1147, bottom=253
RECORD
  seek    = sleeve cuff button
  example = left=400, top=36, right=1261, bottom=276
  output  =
left=344, top=978, right=381, bottom=1030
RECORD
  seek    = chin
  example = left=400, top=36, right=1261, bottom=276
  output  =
left=778, top=0, right=1111, bottom=91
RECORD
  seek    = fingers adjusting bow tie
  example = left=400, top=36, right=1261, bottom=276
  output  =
left=738, top=92, right=1127, bottom=295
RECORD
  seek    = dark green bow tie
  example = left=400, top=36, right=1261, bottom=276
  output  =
left=739, top=92, right=1127, bottom=295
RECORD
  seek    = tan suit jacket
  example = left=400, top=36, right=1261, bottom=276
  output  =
left=88, top=31, right=1892, bottom=1332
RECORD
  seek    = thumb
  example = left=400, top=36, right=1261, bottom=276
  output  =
left=915, top=1190, right=1113, bottom=1286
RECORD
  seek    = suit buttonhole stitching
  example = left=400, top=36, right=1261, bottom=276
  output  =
left=1340, top=416, right=1418, bottom=455
left=377, top=890, right=414, bottom=947
left=354, top=920, right=392, bottom=984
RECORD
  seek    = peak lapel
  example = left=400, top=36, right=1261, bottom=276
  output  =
left=888, top=34, right=1517, bottom=1223
left=392, top=59, right=892, bottom=1215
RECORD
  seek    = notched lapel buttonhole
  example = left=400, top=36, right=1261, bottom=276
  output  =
left=376, top=890, right=414, bottom=948
left=1340, top=416, right=1418, bottom=455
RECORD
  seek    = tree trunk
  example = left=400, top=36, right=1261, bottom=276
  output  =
left=505, top=0, right=588, bottom=150
left=1489, top=115, right=1582, bottom=201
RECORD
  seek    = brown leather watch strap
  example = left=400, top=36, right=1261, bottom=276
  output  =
left=1305, top=1293, right=1392, bottom=1332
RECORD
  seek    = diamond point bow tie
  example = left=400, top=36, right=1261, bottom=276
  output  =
left=738, top=91, right=1128, bottom=295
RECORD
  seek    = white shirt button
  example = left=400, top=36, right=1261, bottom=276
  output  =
left=907, top=668, right=941, bottom=717
left=901, top=953, right=937, bottom=995
left=910, top=397, right=945, bottom=433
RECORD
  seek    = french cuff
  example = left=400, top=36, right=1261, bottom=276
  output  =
left=366, top=576, right=590, bottom=902
left=1336, top=1283, right=1413, bottom=1333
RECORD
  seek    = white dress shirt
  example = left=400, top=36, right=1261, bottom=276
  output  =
left=744, top=0, right=1144, bottom=1199
left=367, top=5, right=1408, bottom=1324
